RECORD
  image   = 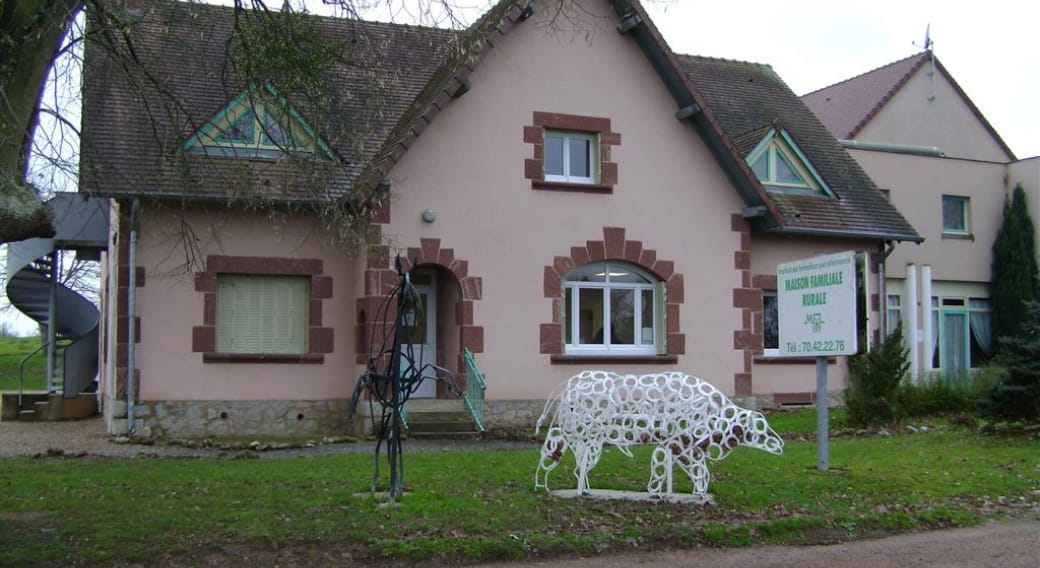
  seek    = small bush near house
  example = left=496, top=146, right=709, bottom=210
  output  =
left=845, top=324, right=910, bottom=425
left=899, top=368, right=1003, bottom=418
left=977, top=301, right=1040, bottom=423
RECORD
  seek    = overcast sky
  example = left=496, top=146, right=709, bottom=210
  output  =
left=645, top=0, right=1038, bottom=159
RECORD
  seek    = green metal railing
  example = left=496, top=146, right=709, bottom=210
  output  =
left=462, top=348, right=487, bottom=432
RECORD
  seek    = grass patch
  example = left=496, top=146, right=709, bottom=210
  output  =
left=0, top=335, right=46, bottom=391
left=1, top=421, right=1037, bottom=566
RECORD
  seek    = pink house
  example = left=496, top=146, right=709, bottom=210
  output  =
left=82, top=0, right=918, bottom=438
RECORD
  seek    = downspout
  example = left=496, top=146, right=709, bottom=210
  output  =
left=878, top=241, right=897, bottom=339
left=126, top=199, right=140, bottom=436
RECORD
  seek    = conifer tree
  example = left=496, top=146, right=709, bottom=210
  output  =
left=991, top=184, right=1040, bottom=347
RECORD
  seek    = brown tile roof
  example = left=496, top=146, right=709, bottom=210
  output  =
left=81, top=0, right=459, bottom=203
left=802, top=52, right=1015, bottom=160
left=81, top=0, right=919, bottom=242
left=677, top=55, right=920, bottom=242
left=802, top=53, right=926, bottom=140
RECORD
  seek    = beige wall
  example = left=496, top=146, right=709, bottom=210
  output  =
left=848, top=149, right=1006, bottom=283
left=131, top=206, right=358, bottom=401
left=377, top=1, right=751, bottom=400
left=1008, top=156, right=1040, bottom=258
left=857, top=64, right=1012, bottom=162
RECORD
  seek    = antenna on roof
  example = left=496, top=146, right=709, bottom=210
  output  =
left=912, top=24, right=937, bottom=102
left=913, top=24, right=933, bottom=52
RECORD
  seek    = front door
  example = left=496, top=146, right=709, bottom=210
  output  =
left=403, top=273, right=437, bottom=398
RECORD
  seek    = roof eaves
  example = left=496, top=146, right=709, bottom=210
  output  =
left=606, top=0, right=785, bottom=229
left=767, top=224, right=924, bottom=244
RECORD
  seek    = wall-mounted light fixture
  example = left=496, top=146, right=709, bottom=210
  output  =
left=422, top=208, right=437, bottom=223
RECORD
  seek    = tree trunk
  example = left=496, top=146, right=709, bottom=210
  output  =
left=0, top=0, right=83, bottom=243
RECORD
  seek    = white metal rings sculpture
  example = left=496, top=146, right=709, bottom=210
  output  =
left=535, top=370, right=783, bottom=496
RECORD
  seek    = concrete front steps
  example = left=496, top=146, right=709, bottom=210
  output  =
left=0, top=392, right=99, bottom=421
left=405, top=398, right=481, bottom=439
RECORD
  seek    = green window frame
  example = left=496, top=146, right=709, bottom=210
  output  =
left=184, top=84, right=337, bottom=161
left=941, top=195, right=970, bottom=235
left=746, top=129, right=833, bottom=197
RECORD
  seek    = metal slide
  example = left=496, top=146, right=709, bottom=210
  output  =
left=5, top=193, right=109, bottom=397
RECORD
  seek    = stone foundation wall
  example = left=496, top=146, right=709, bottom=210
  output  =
left=127, top=393, right=844, bottom=440
left=484, top=400, right=549, bottom=431
left=133, top=400, right=354, bottom=439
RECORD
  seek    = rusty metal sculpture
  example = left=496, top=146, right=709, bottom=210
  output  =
left=536, top=370, right=783, bottom=497
left=350, top=257, right=459, bottom=499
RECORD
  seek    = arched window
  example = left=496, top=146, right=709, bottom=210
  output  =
left=563, top=262, right=662, bottom=354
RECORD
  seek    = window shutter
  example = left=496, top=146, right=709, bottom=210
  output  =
left=654, top=281, right=667, bottom=355
left=217, top=275, right=308, bottom=354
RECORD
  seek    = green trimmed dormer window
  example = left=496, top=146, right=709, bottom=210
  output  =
left=185, top=83, right=336, bottom=161
left=746, top=128, right=832, bottom=197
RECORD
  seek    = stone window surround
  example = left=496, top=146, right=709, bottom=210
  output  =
left=541, top=226, right=684, bottom=364
left=192, top=255, right=334, bottom=363
left=524, top=111, right=620, bottom=193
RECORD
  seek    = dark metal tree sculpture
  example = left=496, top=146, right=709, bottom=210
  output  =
left=349, top=256, right=460, bottom=499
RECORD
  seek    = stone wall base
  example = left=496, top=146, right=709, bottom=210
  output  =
left=125, top=393, right=846, bottom=440
left=133, top=399, right=355, bottom=440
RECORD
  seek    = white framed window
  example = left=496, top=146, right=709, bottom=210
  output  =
left=563, top=262, right=660, bottom=355
left=544, top=130, right=598, bottom=184
left=216, top=275, right=309, bottom=354
left=886, top=294, right=902, bottom=335
left=762, top=291, right=779, bottom=355
left=941, top=195, right=970, bottom=235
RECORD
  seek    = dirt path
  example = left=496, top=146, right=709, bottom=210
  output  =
left=475, top=521, right=1040, bottom=567
left=0, top=416, right=536, bottom=458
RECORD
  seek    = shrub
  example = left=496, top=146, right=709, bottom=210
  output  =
left=899, top=368, right=1003, bottom=418
left=845, top=324, right=910, bottom=425
left=977, top=301, right=1040, bottom=422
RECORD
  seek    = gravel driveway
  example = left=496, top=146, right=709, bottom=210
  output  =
left=0, top=416, right=536, bottom=458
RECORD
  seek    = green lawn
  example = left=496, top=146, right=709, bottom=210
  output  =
left=0, top=335, right=46, bottom=392
left=1, top=416, right=1037, bottom=566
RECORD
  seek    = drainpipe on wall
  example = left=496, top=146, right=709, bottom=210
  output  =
left=878, top=241, right=898, bottom=340
left=126, top=199, right=140, bottom=436
left=905, top=264, right=919, bottom=379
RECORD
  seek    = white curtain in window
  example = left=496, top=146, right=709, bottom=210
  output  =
left=930, top=309, right=939, bottom=368
left=969, top=299, right=993, bottom=356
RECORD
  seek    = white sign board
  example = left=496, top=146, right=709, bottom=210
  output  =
left=777, top=251, right=858, bottom=357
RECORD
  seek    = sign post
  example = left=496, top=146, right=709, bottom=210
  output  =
left=777, top=251, right=858, bottom=472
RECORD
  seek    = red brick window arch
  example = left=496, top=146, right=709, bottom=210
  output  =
left=541, top=227, right=684, bottom=363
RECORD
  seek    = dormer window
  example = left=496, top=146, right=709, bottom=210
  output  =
left=185, top=83, right=336, bottom=161
left=746, top=128, right=832, bottom=197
